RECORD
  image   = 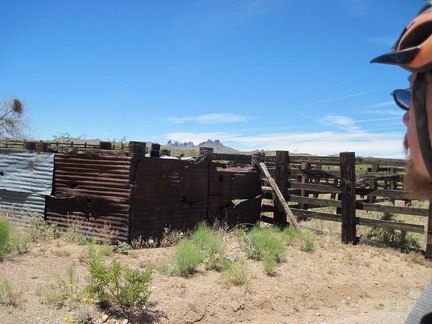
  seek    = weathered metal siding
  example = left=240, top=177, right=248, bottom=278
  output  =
left=208, top=166, right=262, bottom=226
left=0, top=150, right=54, bottom=226
left=45, top=151, right=133, bottom=242
left=130, top=158, right=208, bottom=241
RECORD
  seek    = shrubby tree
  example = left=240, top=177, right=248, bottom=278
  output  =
left=0, top=98, right=29, bottom=138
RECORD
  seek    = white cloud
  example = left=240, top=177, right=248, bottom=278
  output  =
left=293, top=92, right=367, bottom=109
left=320, top=115, right=361, bottom=132
left=165, top=131, right=241, bottom=144
left=365, top=101, right=395, bottom=109
left=165, top=130, right=406, bottom=158
left=168, top=113, right=253, bottom=124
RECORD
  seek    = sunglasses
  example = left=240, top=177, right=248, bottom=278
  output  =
left=391, top=88, right=411, bottom=111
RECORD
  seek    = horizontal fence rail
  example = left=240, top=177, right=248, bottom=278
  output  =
left=210, top=151, right=432, bottom=256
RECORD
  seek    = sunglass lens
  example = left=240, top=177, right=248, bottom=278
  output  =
left=395, top=90, right=410, bottom=110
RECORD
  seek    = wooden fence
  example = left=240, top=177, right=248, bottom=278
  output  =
left=210, top=151, right=432, bottom=257
left=3, top=140, right=431, bottom=255
left=0, top=140, right=121, bottom=151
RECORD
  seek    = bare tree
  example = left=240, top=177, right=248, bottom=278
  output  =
left=0, top=98, right=30, bottom=138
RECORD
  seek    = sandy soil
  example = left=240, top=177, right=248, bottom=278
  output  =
left=0, top=232, right=431, bottom=324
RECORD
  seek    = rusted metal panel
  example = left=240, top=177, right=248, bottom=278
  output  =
left=209, top=166, right=262, bottom=200
left=0, top=150, right=54, bottom=226
left=45, top=151, right=133, bottom=242
left=208, top=166, right=262, bottom=226
left=130, top=158, right=208, bottom=241
left=208, top=195, right=262, bottom=226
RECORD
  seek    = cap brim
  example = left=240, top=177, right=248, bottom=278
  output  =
left=370, top=47, right=420, bottom=65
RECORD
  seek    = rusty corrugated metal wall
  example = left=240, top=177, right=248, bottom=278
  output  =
left=130, top=158, right=209, bottom=241
left=0, top=150, right=54, bottom=226
left=45, top=151, right=134, bottom=242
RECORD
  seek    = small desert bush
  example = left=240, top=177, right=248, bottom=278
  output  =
left=38, top=262, right=81, bottom=308
left=73, top=303, right=96, bottom=324
left=0, top=218, right=38, bottom=257
left=0, top=278, right=21, bottom=307
left=364, top=212, right=422, bottom=252
left=0, top=219, right=12, bottom=259
left=64, top=222, right=87, bottom=245
left=9, top=227, right=32, bottom=254
left=281, top=226, right=300, bottom=244
left=190, top=222, right=226, bottom=270
left=159, top=239, right=205, bottom=276
left=115, top=241, right=132, bottom=254
left=28, top=214, right=55, bottom=241
left=220, top=259, right=252, bottom=289
left=85, top=248, right=154, bottom=308
left=131, top=235, right=158, bottom=249
left=281, top=226, right=316, bottom=253
left=159, top=222, right=227, bottom=276
left=300, top=229, right=315, bottom=252
left=160, top=226, right=185, bottom=247
left=241, top=225, right=286, bottom=274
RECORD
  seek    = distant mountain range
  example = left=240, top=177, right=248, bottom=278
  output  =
left=164, top=139, right=238, bottom=154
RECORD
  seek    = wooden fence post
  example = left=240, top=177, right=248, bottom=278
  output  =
left=274, top=151, right=289, bottom=227
left=150, top=143, right=161, bottom=157
left=36, top=141, right=48, bottom=153
left=24, top=141, right=37, bottom=151
left=426, top=201, right=432, bottom=258
left=199, top=147, right=213, bottom=162
left=128, top=141, right=147, bottom=155
left=299, top=162, right=310, bottom=211
left=99, top=141, right=112, bottom=150
left=368, top=164, right=379, bottom=203
left=340, top=152, right=357, bottom=244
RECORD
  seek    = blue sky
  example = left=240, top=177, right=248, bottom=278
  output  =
left=0, top=0, right=426, bottom=158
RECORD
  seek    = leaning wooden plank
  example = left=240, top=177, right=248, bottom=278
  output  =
left=258, top=162, right=301, bottom=234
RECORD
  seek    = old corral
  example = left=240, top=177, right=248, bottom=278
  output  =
left=0, top=140, right=431, bottom=256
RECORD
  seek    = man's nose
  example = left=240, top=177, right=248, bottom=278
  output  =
left=403, top=111, right=409, bottom=126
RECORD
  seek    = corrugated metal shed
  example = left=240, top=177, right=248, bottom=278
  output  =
left=45, top=151, right=133, bottom=242
left=6, top=148, right=262, bottom=243
left=0, top=149, right=54, bottom=226
left=130, top=158, right=208, bottom=241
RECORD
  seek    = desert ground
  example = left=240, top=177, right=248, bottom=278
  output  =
left=0, top=221, right=431, bottom=324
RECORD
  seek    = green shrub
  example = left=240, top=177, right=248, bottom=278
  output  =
left=10, top=228, right=32, bottom=254
left=364, top=212, right=422, bottom=252
left=220, top=259, right=251, bottom=289
left=116, top=241, right=132, bottom=254
left=85, top=252, right=154, bottom=308
left=95, top=244, right=115, bottom=258
left=173, top=239, right=204, bottom=276
left=0, top=219, right=12, bottom=259
left=300, top=230, right=315, bottom=253
left=282, top=226, right=299, bottom=244
left=190, top=222, right=226, bottom=270
left=28, top=215, right=53, bottom=242
left=64, top=223, right=86, bottom=244
left=243, top=226, right=286, bottom=264
left=0, top=278, right=21, bottom=307
left=262, top=253, right=278, bottom=274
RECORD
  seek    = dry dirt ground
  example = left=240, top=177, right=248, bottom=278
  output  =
left=0, top=230, right=431, bottom=324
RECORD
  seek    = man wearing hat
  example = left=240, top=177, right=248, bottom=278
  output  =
left=371, top=1, right=432, bottom=323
